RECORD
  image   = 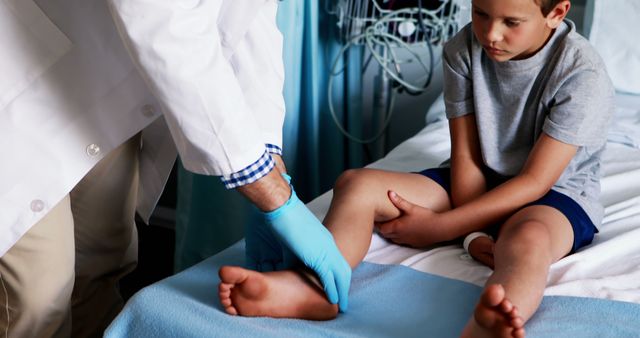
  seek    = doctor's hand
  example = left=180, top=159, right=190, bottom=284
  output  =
left=264, top=178, right=352, bottom=312
left=244, top=217, right=289, bottom=272
left=244, top=155, right=293, bottom=272
left=376, top=190, right=448, bottom=248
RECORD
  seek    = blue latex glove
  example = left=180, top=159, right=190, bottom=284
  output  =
left=244, top=175, right=294, bottom=272
left=244, top=218, right=286, bottom=272
left=264, top=177, right=352, bottom=312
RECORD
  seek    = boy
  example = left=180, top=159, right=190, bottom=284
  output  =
left=217, top=0, right=614, bottom=336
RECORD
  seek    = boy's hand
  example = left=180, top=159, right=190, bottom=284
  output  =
left=376, top=190, right=449, bottom=247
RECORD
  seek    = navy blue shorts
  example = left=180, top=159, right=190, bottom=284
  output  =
left=418, top=167, right=598, bottom=253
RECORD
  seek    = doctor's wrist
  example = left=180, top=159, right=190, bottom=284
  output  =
left=271, top=154, right=287, bottom=175
left=237, top=168, right=291, bottom=212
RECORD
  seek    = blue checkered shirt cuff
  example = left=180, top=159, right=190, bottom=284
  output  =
left=220, top=150, right=275, bottom=189
left=265, top=144, right=282, bottom=156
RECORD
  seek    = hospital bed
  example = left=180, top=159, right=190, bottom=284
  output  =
left=105, top=1, right=640, bottom=337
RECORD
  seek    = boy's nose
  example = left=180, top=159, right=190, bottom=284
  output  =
left=485, top=22, right=503, bottom=43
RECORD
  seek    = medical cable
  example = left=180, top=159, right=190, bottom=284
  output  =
left=327, top=1, right=459, bottom=144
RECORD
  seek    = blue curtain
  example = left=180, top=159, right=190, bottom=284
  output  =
left=174, top=0, right=365, bottom=272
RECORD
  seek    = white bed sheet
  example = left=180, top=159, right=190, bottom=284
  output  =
left=307, top=94, right=640, bottom=305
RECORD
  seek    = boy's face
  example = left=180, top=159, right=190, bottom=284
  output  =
left=471, top=0, right=567, bottom=62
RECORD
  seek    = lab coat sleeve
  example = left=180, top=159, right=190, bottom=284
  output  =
left=107, top=0, right=280, bottom=176
left=228, top=2, right=286, bottom=153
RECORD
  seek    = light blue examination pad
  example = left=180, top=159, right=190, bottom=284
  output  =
left=105, top=241, right=640, bottom=338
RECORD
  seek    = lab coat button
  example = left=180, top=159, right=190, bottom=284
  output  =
left=86, top=144, right=101, bottom=157
left=141, top=104, right=155, bottom=117
left=30, top=200, right=45, bottom=212
left=178, top=0, right=200, bottom=9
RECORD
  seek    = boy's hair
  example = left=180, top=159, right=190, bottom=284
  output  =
left=535, top=0, right=567, bottom=16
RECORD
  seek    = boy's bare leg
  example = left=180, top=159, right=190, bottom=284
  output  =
left=219, top=169, right=451, bottom=319
left=323, top=169, right=451, bottom=266
left=461, top=205, right=574, bottom=338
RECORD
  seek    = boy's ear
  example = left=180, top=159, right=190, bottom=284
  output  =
left=545, top=0, right=571, bottom=29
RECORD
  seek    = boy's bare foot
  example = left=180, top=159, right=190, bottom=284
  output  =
left=218, top=266, right=338, bottom=320
left=461, top=284, right=525, bottom=338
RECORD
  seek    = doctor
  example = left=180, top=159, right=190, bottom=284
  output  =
left=0, top=0, right=349, bottom=337
left=0, top=0, right=176, bottom=336
left=107, top=0, right=351, bottom=317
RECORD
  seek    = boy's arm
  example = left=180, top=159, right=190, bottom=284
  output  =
left=438, top=133, right=578, bottom=237
left=449, top=114, right=486, bottom=207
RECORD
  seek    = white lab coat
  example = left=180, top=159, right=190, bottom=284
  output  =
left=0, top=0, right=284, bottom=256
left=108, top=0, right=286, bottom=175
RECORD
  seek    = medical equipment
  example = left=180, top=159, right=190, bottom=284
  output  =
left=325, top=0, right=466, bottom=144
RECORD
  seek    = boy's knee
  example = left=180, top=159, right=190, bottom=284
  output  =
left=499, top=220, right=552, bottom=255
left=334, top=168, right=369, bottom=192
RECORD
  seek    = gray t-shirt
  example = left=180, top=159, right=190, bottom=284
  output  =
left=442, top=20, right=614, bottom=227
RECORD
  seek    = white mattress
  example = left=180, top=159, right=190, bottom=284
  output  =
left=307, top=94, right=640, bottom=304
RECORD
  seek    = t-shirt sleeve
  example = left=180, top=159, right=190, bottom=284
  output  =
left=442, top=30, right=474, bottom=120
left=543, top=67, right=614, bottom=147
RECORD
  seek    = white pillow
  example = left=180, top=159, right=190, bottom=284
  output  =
left=588, top=0, right=640, bottom=95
